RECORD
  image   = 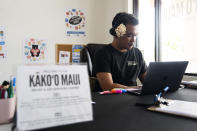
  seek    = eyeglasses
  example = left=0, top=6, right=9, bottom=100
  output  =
left=124, top=33, right=137, bottom=38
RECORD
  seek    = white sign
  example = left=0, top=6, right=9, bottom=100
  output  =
left=17, top=65, right=92, bottom=130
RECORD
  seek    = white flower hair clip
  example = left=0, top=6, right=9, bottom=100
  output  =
left=115, top=23, right=126, bottom=37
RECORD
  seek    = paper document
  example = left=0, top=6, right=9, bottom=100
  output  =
left=148, top=100, right=197, bottom=119
left=17, top=65, right=93, bottom=130
left=182, top=80, right=197, bottom=86
left=59, top=51, right=70, bottom=64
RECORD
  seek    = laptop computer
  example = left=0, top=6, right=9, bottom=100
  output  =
left=127, top=61, right=188, bottom=95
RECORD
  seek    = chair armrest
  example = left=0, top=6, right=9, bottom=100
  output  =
left=89, top=77, right=98, bottom=92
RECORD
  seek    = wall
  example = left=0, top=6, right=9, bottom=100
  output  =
left=0, top=0, right=129, bottom=81
left=89, top=0, right=129, bottom=44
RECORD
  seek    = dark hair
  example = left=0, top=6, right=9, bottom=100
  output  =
left=109, top=12, right=139, bottom=36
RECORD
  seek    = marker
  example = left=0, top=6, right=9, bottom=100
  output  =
left=13, top=77, right=16, bottom=87
left=112, top=88, right=128, bottom=93
left=157, top=86, right=169, bottom=98
left=164, top=86, right=169, bottom=92
left=8, top=77, right=14, bottom=98
left=4, top=90, right=8, bottom=98
left=100, top=88, right=128, bottom=95
left=0, top=90, right=1, bottom=99
left=154, top=86, right=170, bottom=103
left=111, top=89, right=122, bottom=94
left=13, top=77, right=16, bottom=94
left=99, top=90, right=112, bottom=95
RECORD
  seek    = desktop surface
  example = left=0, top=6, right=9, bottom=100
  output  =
left=34, top=88, right=197, bottom=131
left=1, top=88, right=196, bottom=131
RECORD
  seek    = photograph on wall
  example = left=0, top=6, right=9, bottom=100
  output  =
left=24, top=38, right=47, bottom=64
left=0, top=26, right=6, bottom=60
left=65, top=9, right=86, bottom=36
left=72, top=44, right=83, bottom=63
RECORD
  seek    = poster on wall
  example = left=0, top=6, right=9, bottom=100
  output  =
left=65, top=9, right=86, bottom=36
left=24, top=38, right=47, bottom=64
left=0, top=26, right=6, bottom=60
left=72, top=45, right=83, bottom=63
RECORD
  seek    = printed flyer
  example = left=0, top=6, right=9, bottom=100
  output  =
left=59, top=51, right=70, bottom=64
left=0, top=26, right=6, bottom=60
left=65, top=9, right=86, bottom=36
left=24, top=38, right=47, bottom=64
left=72, top=44, right=83, bottom=63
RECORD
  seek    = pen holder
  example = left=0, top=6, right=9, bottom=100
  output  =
left=0, top=95, right=16, bottom=124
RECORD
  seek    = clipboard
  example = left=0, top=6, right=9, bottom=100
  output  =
left=148, top=100, right=197, bottom=119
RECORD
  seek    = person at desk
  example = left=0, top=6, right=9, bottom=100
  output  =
left=93, top=12, right=147, bottom=91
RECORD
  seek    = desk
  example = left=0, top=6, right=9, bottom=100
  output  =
left=36, top=88, right=197, bottom=131
left=1, top=88, right=197, bottom=131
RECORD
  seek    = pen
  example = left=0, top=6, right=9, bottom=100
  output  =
left=154, top=86, right=170, bottom=104
left=157, top=86, right=169, bottom=98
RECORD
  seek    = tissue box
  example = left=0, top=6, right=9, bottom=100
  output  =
left=0, top=96, right=16, bottom=124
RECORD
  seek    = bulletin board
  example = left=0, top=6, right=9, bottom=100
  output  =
left=55, top=44, right=85, bottom=64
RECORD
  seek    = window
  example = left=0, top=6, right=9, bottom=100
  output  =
left=133, top=0, right=197, bottom=74
left=138, top=0, right=155, bottom=65
left=160, top=0, right=197, bottom=73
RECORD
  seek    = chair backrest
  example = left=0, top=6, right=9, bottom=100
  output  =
left=80, top=43, right=105, bottom=77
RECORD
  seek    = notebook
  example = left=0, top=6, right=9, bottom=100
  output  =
left=127, top=61, right=188, bottom=95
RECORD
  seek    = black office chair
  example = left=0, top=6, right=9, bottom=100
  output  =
left=80, top=43, right=105, bottom=91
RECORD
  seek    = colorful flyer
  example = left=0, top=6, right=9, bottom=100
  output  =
left=24, top=38, right=47, bottom=64
left=0, top=26, right=6, bottom=60
left=72, top=45, right=83, bottom=63
left=65, top=9, right=86, bottom=36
